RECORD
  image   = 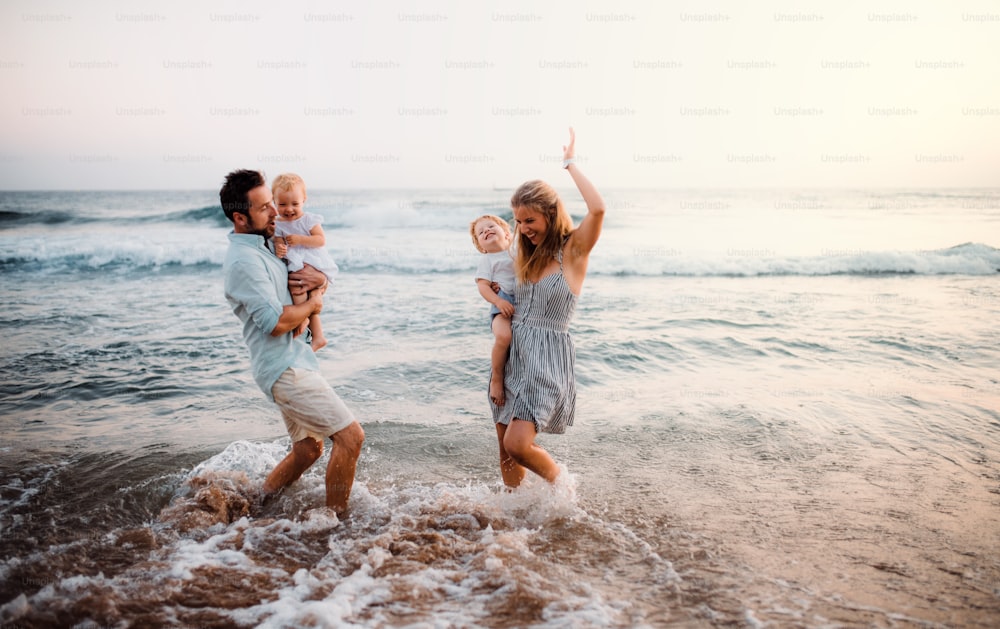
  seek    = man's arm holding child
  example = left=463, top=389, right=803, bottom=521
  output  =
left=271, top=283, right=327, bottom=337
left=288, top=265, right=328, bottom=297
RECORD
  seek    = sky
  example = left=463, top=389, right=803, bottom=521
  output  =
left=0, top=0, right=997, bottom=190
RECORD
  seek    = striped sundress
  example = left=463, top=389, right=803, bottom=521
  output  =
left=490, top=250, right=578, bottom=434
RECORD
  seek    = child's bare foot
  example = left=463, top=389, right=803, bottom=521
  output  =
left=311, top=333, right=327, bottom=352
left=489, top=376, right=505, bottom=406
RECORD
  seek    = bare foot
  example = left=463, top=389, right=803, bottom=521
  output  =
left=311, top=333, right=327, bottom=352
left=490, top=376, right=505, bottom=406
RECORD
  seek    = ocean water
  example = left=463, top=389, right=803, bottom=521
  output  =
left=0, top=187, right=998, bottom=628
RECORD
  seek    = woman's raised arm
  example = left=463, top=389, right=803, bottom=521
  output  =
left=563, top=128, right=605, bottom=266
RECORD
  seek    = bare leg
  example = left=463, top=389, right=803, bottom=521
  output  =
left=290, top=280, right=310, bottom=339
left=495, top=423, right=526, bottom=488
left=502, top=419, right=559, bottom=483
left=489, top=316, right=511, bottom=406
left=298, top=264, right=327, bottom=351
left=309, top=307, right=327, bottom=352
left=262, top=437, right=323, bottom=497
left=325, top=421, right=365, bottom=514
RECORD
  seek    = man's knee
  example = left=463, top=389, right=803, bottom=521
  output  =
left=293, top=437, right=324, bottom=464
left=332, top=421, right=365, bottom=457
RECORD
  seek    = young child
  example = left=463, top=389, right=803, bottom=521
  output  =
left=471, top=214, right=516, bottom=406
left=271, top=173, right=339, bottom=351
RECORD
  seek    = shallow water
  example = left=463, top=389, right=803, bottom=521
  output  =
left=1, top=189, right=999, bottom=627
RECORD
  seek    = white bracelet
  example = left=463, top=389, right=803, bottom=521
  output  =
left=562, top=158, right=576, bottom=169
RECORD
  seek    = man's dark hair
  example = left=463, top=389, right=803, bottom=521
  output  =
left=220, top=169, right=266, bottom=222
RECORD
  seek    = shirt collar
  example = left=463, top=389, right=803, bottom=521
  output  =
left=228, top=231, right=271, bottom=252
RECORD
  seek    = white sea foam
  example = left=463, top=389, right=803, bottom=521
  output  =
left=184, top=439, right=288, bottom=484
left=62, top=439, right=651, bottom=628
left=2, top=187, right=997, bottom=276
left=4, top=224, right=996, bottom=277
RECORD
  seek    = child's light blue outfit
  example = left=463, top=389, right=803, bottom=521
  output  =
left=274, top=212, right=339, bottom=281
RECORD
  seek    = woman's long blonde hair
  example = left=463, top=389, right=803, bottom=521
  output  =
left=510, top=180, right=573, bottom=283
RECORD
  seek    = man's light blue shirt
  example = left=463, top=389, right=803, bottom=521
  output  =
left=224, top=232, right=318, bottom=400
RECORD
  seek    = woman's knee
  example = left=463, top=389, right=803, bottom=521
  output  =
left=502, top=427, right=534, bottom=461
left=503, top=442, right=526, bottom=462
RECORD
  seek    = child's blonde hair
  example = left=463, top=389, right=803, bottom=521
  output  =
left=469, top=214, right=512, bottom=254
left=271, top=173, right=307, bottom=195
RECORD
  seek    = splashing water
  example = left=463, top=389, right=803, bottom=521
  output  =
left=1, top=441, right=680, bottom=628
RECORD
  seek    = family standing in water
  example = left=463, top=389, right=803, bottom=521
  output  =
left=221, top=128, right=603, bottom=508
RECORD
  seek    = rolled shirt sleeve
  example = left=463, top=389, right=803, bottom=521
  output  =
left=224, top=232, right=318, bottom=400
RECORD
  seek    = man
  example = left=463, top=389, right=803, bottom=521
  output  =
left=219, top=169, right=364, bottom=514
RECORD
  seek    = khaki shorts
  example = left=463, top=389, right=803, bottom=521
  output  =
left=271, top=367, right=356, bottom=443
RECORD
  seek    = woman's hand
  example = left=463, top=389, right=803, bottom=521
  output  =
left=563, top=127, right=576, bottom=162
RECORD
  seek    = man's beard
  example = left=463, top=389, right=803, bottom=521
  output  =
left=247, top=221, right=275, bottom=239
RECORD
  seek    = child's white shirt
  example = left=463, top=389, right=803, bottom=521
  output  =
left=475, top=250, right=515, bottom=294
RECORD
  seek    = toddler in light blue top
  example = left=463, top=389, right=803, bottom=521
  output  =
left=271, top=173, right=338, bottom=352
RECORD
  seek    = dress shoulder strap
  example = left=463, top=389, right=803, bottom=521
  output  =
left=557, top=234, right=571, bottom=269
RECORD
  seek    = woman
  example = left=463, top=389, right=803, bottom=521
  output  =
left=490, top=128, right=605, bottom=487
